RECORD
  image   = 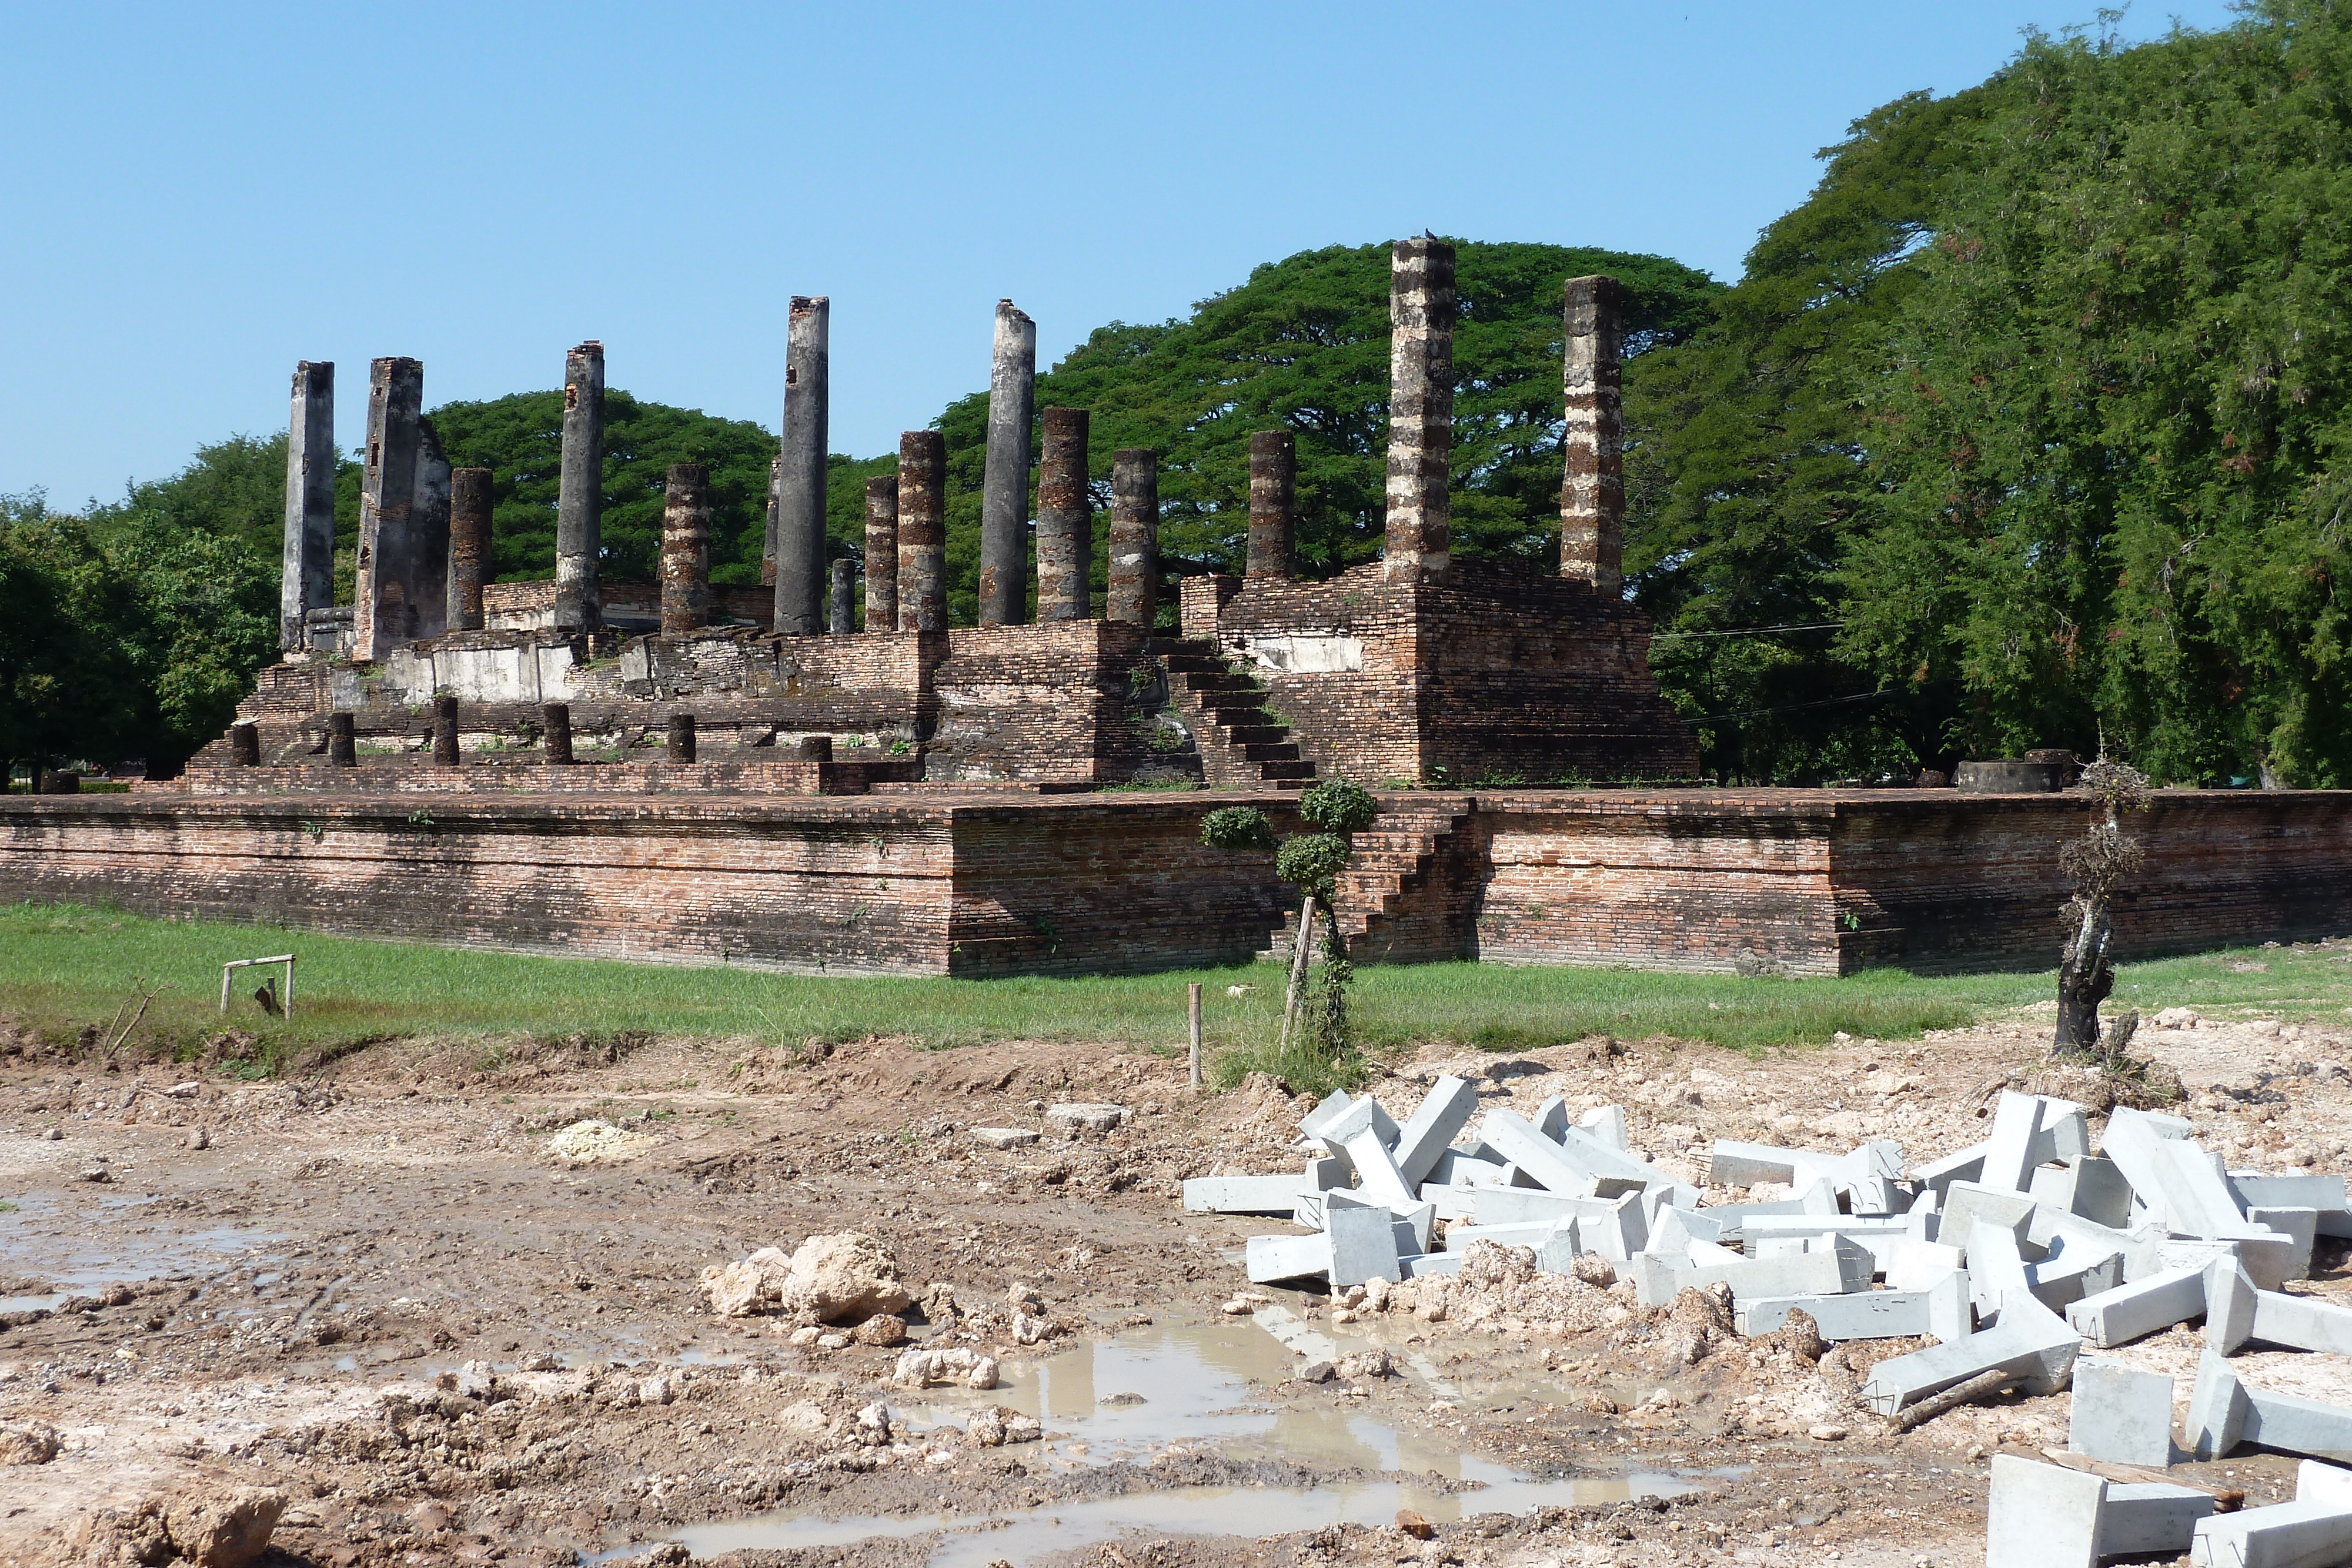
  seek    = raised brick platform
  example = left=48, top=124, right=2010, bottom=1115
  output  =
left=5, top=787, right=2343, bottom=978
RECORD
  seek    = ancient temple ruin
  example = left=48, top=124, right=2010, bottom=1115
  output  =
left=4, top=241, right=2344, bottom=977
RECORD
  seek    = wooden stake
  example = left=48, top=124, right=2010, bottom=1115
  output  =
left=1279, top=894, right=1315, bottom=1051
left=1187, top=984, right=1203, bottom=1088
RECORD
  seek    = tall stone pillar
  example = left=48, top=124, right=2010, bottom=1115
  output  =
left=1035, top=407, right=1092, bottom=622
left=760, top=453, right=781, bottom=589
left=554, top=342, right=605, bottom=632
left=773, top=296, right=830, bottom=636
left=411, top=421, right=452, bottom=642
left=896, top=432, right=947, bottom=633
left=660, top=462, right=712, bottom=634
left=1248, top=430, right=1296, bottom=580
left=352, top=357, right=423, bottom=662
left=1107, top=449, right=1160, bottom=628
left=863, top=476, right=898, bottom=633
left=978, top=300, right=1037, bottom=626
left=830, top=559, right=855, bottom=633
left=281, top=361, right=335, bottom=651
left=1382, top=238, right=1455, bottom=584
left=1560, top=274, right=1627, bottom=595
left=449, top=467, right=492, bottom=631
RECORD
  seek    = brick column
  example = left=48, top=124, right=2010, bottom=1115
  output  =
left=1107, top=449, right=1159, bottom=628
left=660, top=462, right=713, bottom=634
left=327, top=711, right=357, bottom=767
left=1560, top=274, right=1627, bottom=594
left=1248, top=430, right=1295, bottom=580
left=1382, top=238, right=1455, bottom=584
left=432, top=694, right=460, bottom=765
left=1035, top=407, right=1091, bottom=622
left=229, top=722, right=260, bottom=767
left=896, top=431, right=947, bottom=633
left=830, top=559, right=855, bottom=634
left=773, top=296, right=830, bottom=636
left=760, top=452, right=781, bottom=589
left=979, top=299, right=1037, bottom=626
left=554, top=342, right=605, bottom=632
left=281, top=361, right=335, bottom=650
left=449, top=467, right=492, bottom=631
left=667, top=713, right=696, bottom=763
left=352, top=357, right=423, bottom=661
left=863, top=475, right=898, bottom=632
left=542, top=703, right=573, bottom=765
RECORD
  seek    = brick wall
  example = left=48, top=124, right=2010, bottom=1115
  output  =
left=923, top=621, right=1170, bottom=784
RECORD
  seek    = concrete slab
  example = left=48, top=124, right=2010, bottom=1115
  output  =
left=1345, top=1126, right=1418, bottom=1208
left=2244, top=1384, right=2352, bottom=1464
left=1328, top=1203, right=1403, bottom=1287
left=2298, top=1460, right=2352, bottom=1506
left=1443, top=1220, right=1563, bottom=1253
left=2100, top=1482, right=2218, bottom=1557
left=1423, top=1147, right=1504, bottom=1187
left=1533, top=1094, right=1568, bottom=1139
left=2189, top=1498, right=2352, bottom=1565
left=2189, top=1350, right=2253, bottom=1460
left=1392, top=1076, right=1479, bottom=1188
left=1860, top=1290, right=2079, bottom=1415
left=2028, top=1233, right=2126, bottom=1313
left=1577, top=1105, right=1628, bottom=1152
left=1913, top=1141, right=1988, bottom=1203
left=1245, top=1233, right=1331, bottom=1285
left=1986, top=1455, right=2103, bottom=1568
left=971, top=1126, right=1040, bottom=1149
left=1398, top=1251, right=1460, bottom=1278
left=2070, top=1265, right=2211, bottom=1347
left=1532, top=1223, right=1583, bottom=1276
left=2233, top=1174, right=2350, bottom=1238
left=2166, top=1235, right=2296, bottom=1293
left=1413, top=1183, right=1479, bottom=1223
left=1971, top=1225, right=2034, bottom=1320
left=1471, top=1186, right=1645, bottom=1259
left=1479, top=1109, right=1604, bottom=1197
left=1184, top=1174, right=1313, bottom=1215
left=1735, top=1285, right=1940, bottom=1340
left=2070, top=1361, right=2177, bottom=1467
left=1943, top=1182, right=2039, bottom=1261
left=1632, top=1245, right=1860, bottom=1309
left=1981, top=1089, right=2050, bottom=1193
left=1887, top=1238, right=1965, bottom=1290
left=2032, top=1155, right=2136, bottom=1229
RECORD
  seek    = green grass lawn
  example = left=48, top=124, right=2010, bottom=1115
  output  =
left=4, top=901, right=2346, bottom=1080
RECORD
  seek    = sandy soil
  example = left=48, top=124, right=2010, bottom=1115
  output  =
left=2, top=964, right=2349, bottom=1568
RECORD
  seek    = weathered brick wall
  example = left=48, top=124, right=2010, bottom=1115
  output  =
left=1203, top=562, right=1698, bottom=788
left=485, top=580, right=774, bottom=630
left=924, top=621, right=1170, bottom=784
left=178, top=757, right=924, bottom=797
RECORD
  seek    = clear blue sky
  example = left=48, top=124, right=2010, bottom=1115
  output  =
left=2, top=1, right=2237, bottom=507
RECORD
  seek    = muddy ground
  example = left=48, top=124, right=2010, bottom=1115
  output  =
left=4, top=961, right=2351, bottom=1568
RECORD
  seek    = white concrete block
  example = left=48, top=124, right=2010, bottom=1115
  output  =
left=1443, top=1220, right=1563, bottom=1253
left=2244, top=1383, right=2352, bottom=1464
left=2190, top=1350, right=2253, bottom=1460
left=2100, top=1483, right=2217, bottom=1557
left=1576, top=1104, right=1628, bottom=1152
left=1970, top=1225, right=2033, bottom=1320
left=1987, top=1455, right=2103, bottom=1568
left=2247, top=1206, right=2320, bottom=1282
left=1981, top=1089, right=2049, bottom=1193
left=1392, top=1076, right=1479, bottom=1188
left=1245, top=1233, right=1331, bottom=1285
left=1328, top=1203, right=1402, bottom=1287
left=2297, top=1460, right=2352, bottom=1507
left=1471, top=1185, right=1645, bottom=1258
left=1398, top=1251, right=1459, bottom=1278
left=2070, top=1361, right=2176, bottom=1466
left=1414, top=1183, right=1479, bottom=1223
left=2189, top=1499, right=2352, bottom=1566
left=1912, top=1141, right=1989, bottom=1203
left=1633, top=1245, right=1858, bottom=1309
left=1888, top=1238, right=1965, bottom=1291
left=2208, top=1258, right=2259, bottom=1355
left=2165, top=1235, right=2295, bottom=1293
left=1478, top=1108, right=1602, bottom=1196
left=2069, top=1265, right=2210, bottom=1347
left=1184, top=1174, right=1314, bottom=1215
left=1736, top=1286, right=1939, bottom=1340
left=1943, top=1182, right=2039, bottom=1260
left=1532, top=1094, right=1568, bottom=1139
left=1345, top=1126, right=1418, bottom=1208
left=1860, top=1290, right=2079, bottom=1415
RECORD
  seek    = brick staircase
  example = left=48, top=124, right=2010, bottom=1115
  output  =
left=1153, top=637, right=1316, bottom=790
left=1334, top=804, right=1472, bottom=950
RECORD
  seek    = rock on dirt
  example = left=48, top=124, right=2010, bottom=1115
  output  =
left=546, top=1118, right=656, bottom=1166
left=971, top=1126, right=1039, bottom=1149
left=891, top=1345, right=999, bottom=1389
left=0, top=1419, right=62, bottom=1465
left=785, top=1231, right=911, bottom=1322
left=699, top=1245, right=794, bottom=1318
left=1045, top=1102, right=1130, bottom=1136
left=69, top=1485, right=286, bottom=1568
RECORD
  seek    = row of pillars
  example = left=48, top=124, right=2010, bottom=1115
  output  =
left=237, top=702, right=837, bottom=768
left=278, top=240, right=1629, bottom=657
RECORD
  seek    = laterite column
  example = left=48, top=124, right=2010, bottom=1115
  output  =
left=1560, top=274, right=1628, bottom=594
left=660, top=463, right=713, bottom=634
left=896, top=432, right=947, bottom=633
left=1107, top=449, right=1159, bottom=628
left=352, top=357, right=423, bottom=661
left=449, top=467, right=492, bottom=631
left=281, top=361, right=335, bottom=650
left=773, top=296, right=830, bottom=636
left=1382, top=238, right=1455, bottom=584
left=1035, top=408, right=1091, bottom=621
left=979, top=299, right=1037, bottom=626
left=1248, top=430, right=1295, bottom=580
left=829, top=559, right=855, bottom=633
left=863, top=475, right=898, bottom=632
left=554, top=342, right=605, bottom=632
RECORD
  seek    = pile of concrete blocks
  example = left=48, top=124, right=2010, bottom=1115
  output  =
left=1987, top=1453, right=2352, bottom=1566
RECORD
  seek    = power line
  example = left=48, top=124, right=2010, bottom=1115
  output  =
left=1649, top=620, right=1847, bottom=641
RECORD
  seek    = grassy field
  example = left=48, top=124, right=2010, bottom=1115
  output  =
left=3, top=901, right=2346, bottom=1081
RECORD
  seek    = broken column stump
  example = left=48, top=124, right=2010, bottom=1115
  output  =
left=352, top=357, right=425, bottom=663
left=980, top=299, right=1037, bottom=627
left=432, top=695, right=460, bottom=766
left=554, top=342, right=605, bottom=633
left=1035, top=407, right=1092, bottom=623
left=830, top=558, right=855, bottom=634
left=281, top=360, right=335, bottom=651
left=229, top=722, right=260, bottom=767
left=1382, top=237, right=1455, bottom=585
left=1107, top=449, right=1159, bottom=628
left=897, top=431, right=947, bottom=633
left=773, top=296, right=830, bottom=636
left=328, top=711, right=357, bottom=767
left=864, top=475, right=898, bottom=633
left=668, top=714, right=696, bottom=764
left=542, top=703, right=573, bottom=765
left=660, top=462, right=713, bottom=635
left=1248, top=430, right=1295, bottom=580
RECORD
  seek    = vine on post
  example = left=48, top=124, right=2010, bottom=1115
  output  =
left=1201, top=780, right=1379, bottom=1059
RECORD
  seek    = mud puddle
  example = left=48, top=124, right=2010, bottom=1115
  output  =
left=610, top=1316, right=1715, bottom=1565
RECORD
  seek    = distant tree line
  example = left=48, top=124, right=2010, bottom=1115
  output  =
left=8, top=2, right=2344, bottom=785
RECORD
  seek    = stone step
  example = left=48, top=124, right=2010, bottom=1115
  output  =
left=1259, top=760, right=1317, bottom=781
left=1241, top=743, right=1302, bottom=763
